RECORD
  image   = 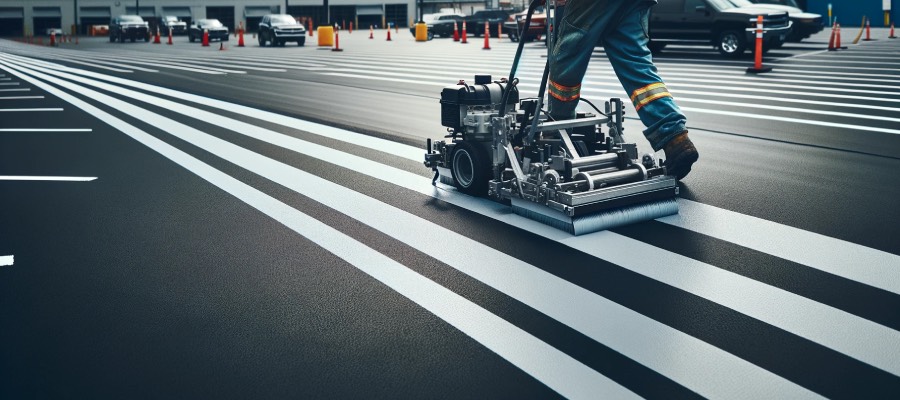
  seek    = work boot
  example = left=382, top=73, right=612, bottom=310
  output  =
left=663, top=131, right=699, bottom=180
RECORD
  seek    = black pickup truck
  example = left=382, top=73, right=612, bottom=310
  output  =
left=464, top=9, right=513, bottom=38
left=648, top=0, right=792, bottom=57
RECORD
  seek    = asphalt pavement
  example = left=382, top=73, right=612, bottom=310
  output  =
left=1, top=28, right=899, bottom=398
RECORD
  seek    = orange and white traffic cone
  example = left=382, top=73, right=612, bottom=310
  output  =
left=238, top=22, right=245, bottom=47
left=308, top=20, right=314, bottom=36
left=746, top=15, right=772, bottom=73
left=350, top=22, right=353, bottom=34
left=461, top=21, right=468, bottom=44
left=369, top=25, right=374, bottom=39
left=890, top=22, right=897, bottom=39
left=332, top=30, right=343, bottom=51
left=202, top=29, right=209, bottom=46
left=386, top=27, right=392, bottom=41
left=483, top=21, right=491, bottom=50
left=153, top=27, right=161, bottom=44
left=167, top=27, right=173, bottom=45
left=497, top=22, right=502, bottom=42
left=49, top=32, right=56, bottom=46
left=453, top=21, right=459, bottom=41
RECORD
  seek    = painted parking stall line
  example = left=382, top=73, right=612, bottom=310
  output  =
left=0, top=108, right=62, bottom=112
left=0, top=96, right=43, bottom=100
left=0, top=128, right=91, bottom=132
left=0, top=176, right=97, bottom=182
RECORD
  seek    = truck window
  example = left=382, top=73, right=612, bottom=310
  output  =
left=655, top=0, right=686, bottom=14
left=684, top=0, right=707, bottom=12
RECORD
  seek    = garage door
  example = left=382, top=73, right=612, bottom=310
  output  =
left=0, top=8, right=24, bottom=36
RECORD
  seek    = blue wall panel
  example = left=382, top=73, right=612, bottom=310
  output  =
left=807, top=0, right=896, bottom=27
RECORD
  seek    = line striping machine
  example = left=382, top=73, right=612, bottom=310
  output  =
left=424, top=0, right=679, bottom=235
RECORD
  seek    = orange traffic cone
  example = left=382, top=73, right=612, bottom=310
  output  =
left=350, top=22, right=353, bottom=34
left=453, top=21, right=459, bottom=41
left=386, top=28, right=392, bottom=41
left=864, top=17, right=874, bottom=41
left=890, top=22, right=897, bottom=39
left=167, top=27, right=173, bottom=45
left=202, top=29, right=209, bottom=46
left=153, top=28, right=161, bottom=44
left=461, top=21, right=468, bottom=44
left=827, top=23, right=837, bottom=50
left=308, top=21, right=314, bottom=36
left=746, top=15, right=772, bottom=73
left=238, top=22, right=245, bottom=47
left=497, top=22, right=502, bottom=42
left=369, top=25, right=374, bottom=39
left=332, top=30, right=343, bottom=51
left=483, top=21, right=491, bottom=50
left=49, top=32, right=56, bottom=46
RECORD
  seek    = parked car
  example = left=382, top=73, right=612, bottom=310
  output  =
left=160, top=16, right=187, bottom=36
left=730, top=0, right=822, bottom=42
left=189, top=19, right=229, bottom=43
left=408, top=14, right=464, bottom=40
left=258, top=14, right=306, bottom=46
left=109, top=15, right=150, bottom=43
left=464, top=9, right=513, bottom=37
left=648, top=0, right=792, bottom=57
left=503, top=8, right=552, bottom=42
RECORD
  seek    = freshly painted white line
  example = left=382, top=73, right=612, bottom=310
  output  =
left=0, top=56, right=638, bottom=400
left=0, top=88, right=29, bottom=92
left=0, top=255, right=12, bottom=266
left=0, top=77, right=11, bottom=80
left=660, top=200, right=900, bottom=295
left=0, top=82, right=20, bottom=85
left=0, top=128, right=91, bottom=132
left=0, top=108, right=62, bottom=112
left=0, top=96, right=43, bottom=100
left=0, top=176, right=97, bottom=181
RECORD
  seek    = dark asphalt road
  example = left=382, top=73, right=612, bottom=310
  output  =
left=1, top=29, right=899, bottom=399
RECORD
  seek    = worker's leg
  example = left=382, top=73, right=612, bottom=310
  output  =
left=602, top=2, right=686, bottom=151
left=548, top=0, right=620, bottom=120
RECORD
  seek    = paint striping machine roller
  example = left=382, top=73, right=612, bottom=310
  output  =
left=424, top=0, right=679, bottom=236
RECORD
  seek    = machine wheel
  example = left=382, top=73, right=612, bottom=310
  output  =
left=450, top=141, right=491, bottom=196
left=189, top=34, right=195, bottom=43
left=716, top=30, right=746, bottom=57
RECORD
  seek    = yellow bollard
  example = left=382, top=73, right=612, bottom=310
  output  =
left=415, top=22, right=428, bottom=41
left=317, top=26, right=335, bottom=46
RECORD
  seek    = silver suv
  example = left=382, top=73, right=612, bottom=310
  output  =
left=258, top=14, right=306, bottom=47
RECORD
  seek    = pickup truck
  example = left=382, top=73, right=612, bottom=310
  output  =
left=464, top=9, right=513, bottom=38
left=648, top=0, right=792, bottom=57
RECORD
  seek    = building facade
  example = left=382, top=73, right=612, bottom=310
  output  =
left=0, top=1, right=511, bottom=37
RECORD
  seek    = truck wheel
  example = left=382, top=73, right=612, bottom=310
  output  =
left=189, top=34, right=195, bottom=43
left=109, top=34, right=115, bottom=43
left=717, top=30, right=746, bottom=57
left=427, top=31, right=434, bottom=41
left=451, top=141, right=490, bottom=196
